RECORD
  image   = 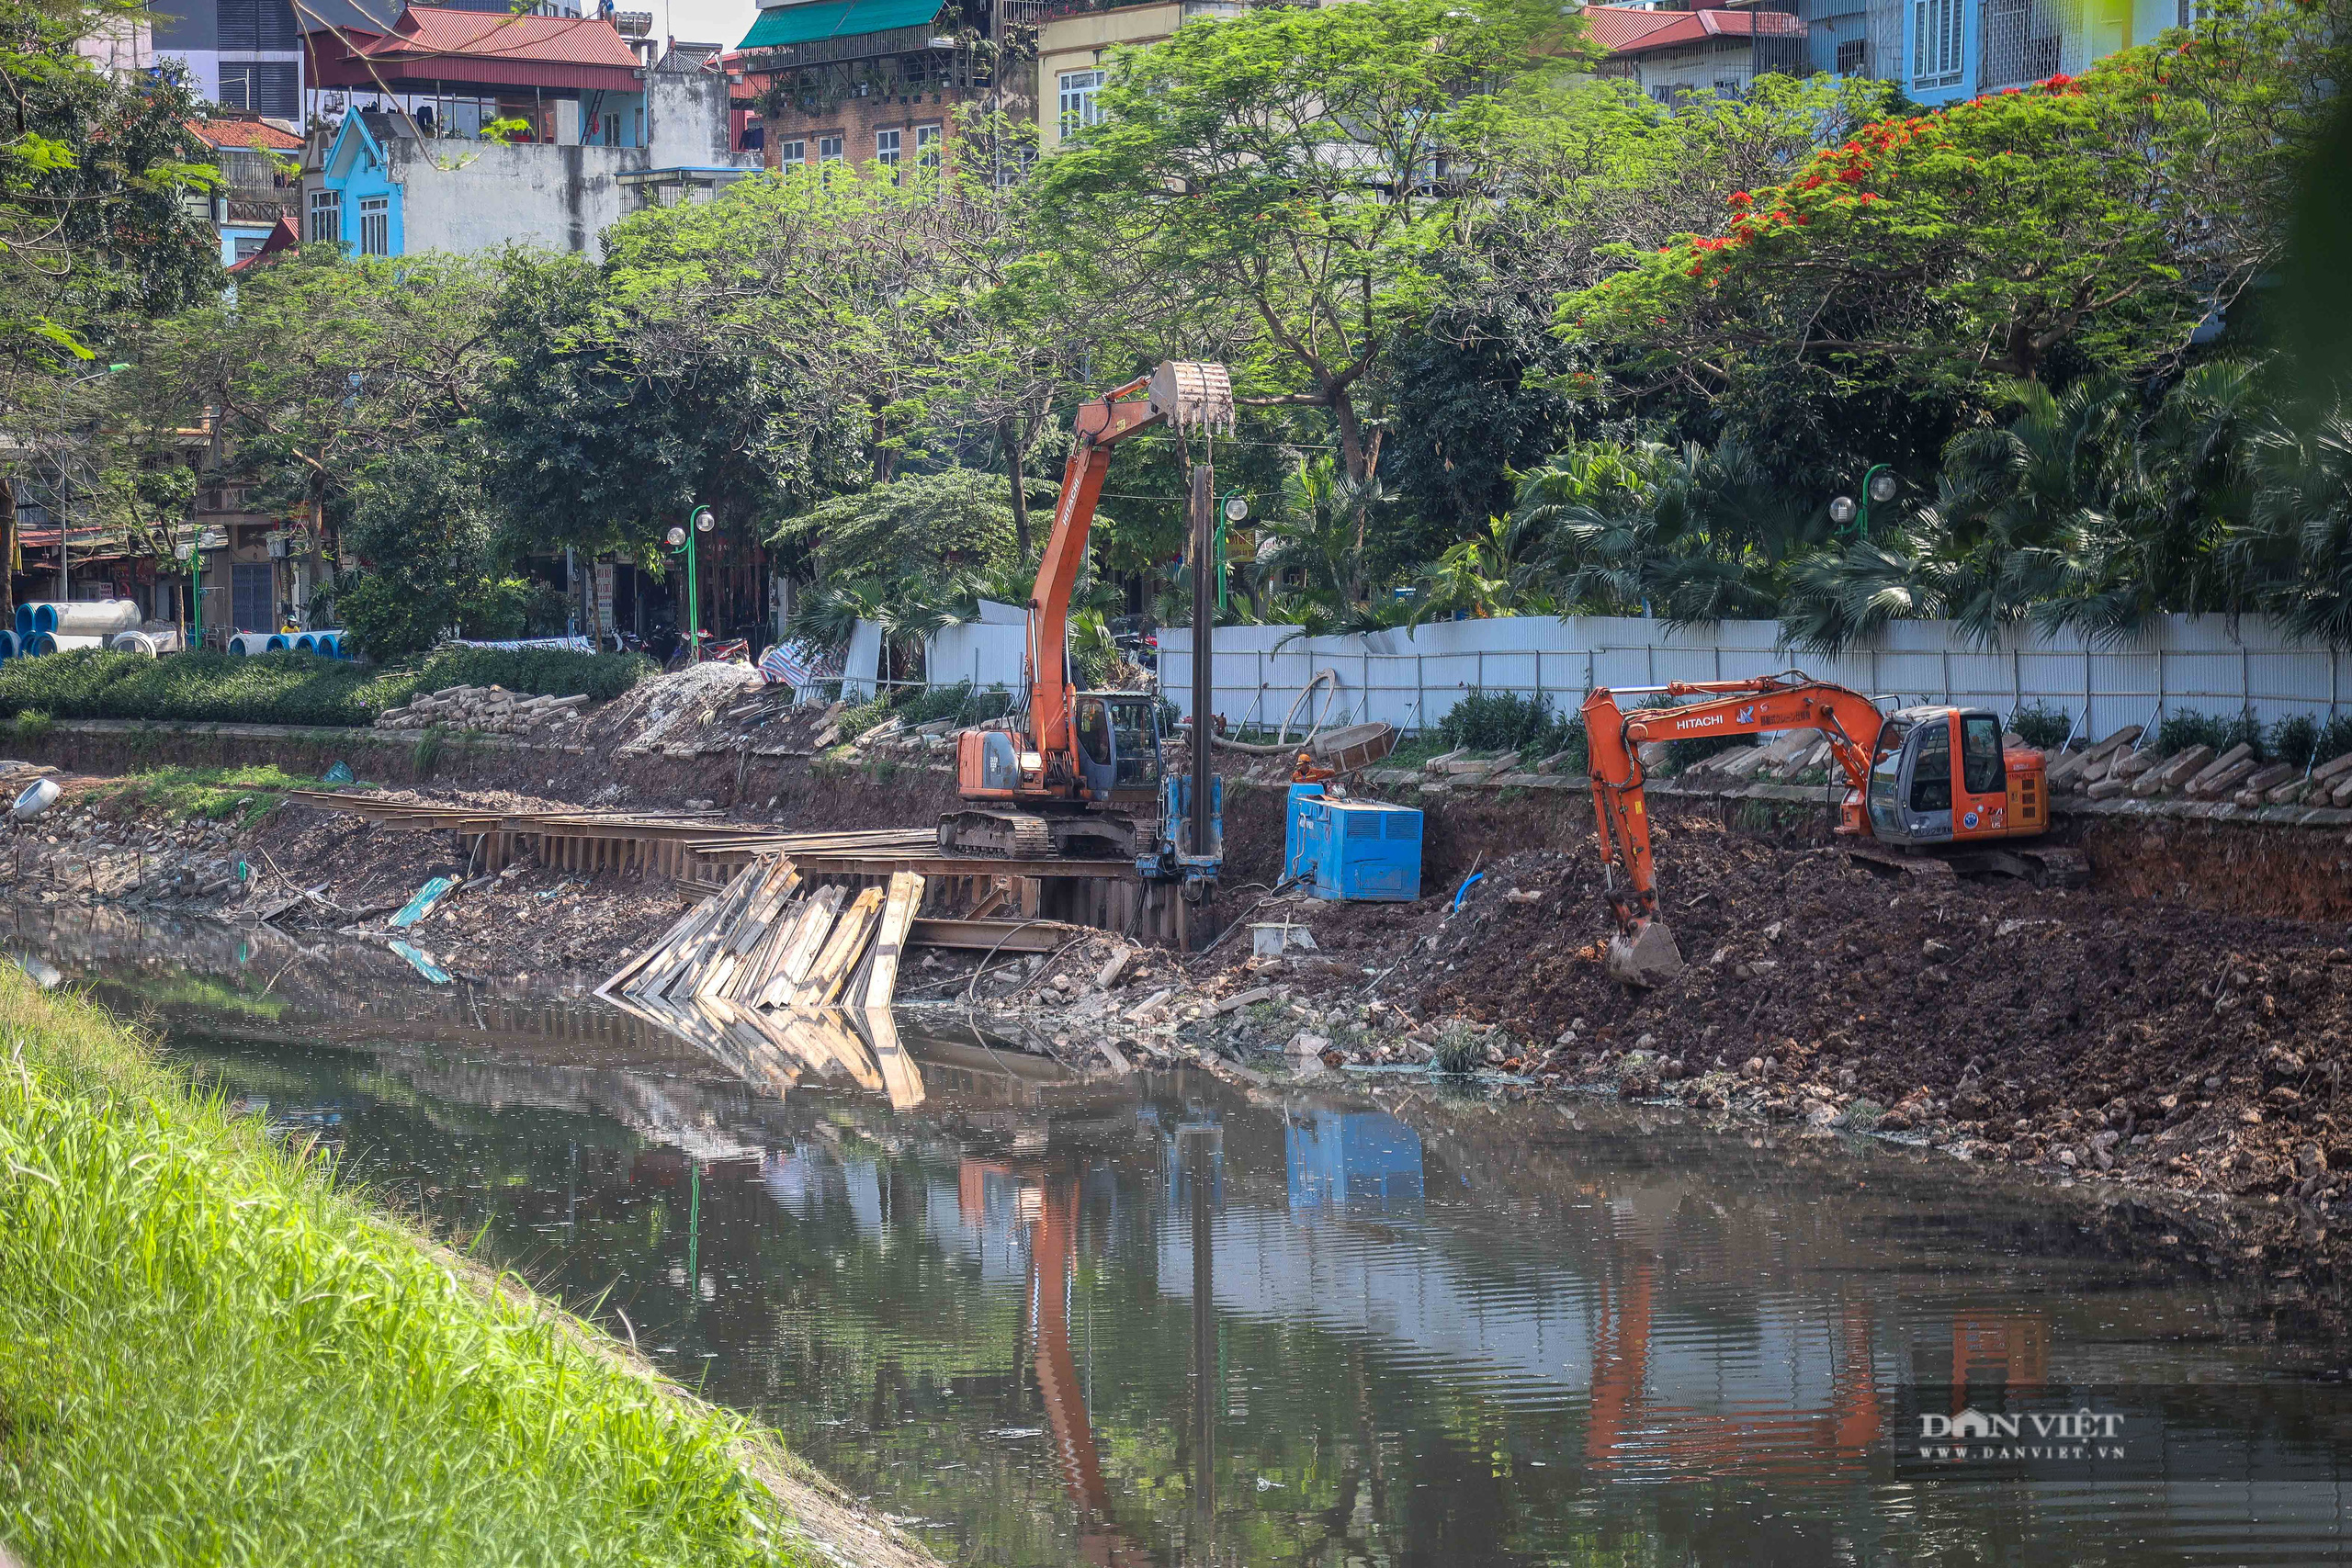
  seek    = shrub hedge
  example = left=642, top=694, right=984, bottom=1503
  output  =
left=0, top=648, right=653, bottom=728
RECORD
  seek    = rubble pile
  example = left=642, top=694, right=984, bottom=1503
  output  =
left=582, top=664, right=847, bottom=759
left=373, top=684, right=589, bottom=737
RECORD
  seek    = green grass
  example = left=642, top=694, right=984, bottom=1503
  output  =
left=0, top=648, right=652, bottom=728
left=0, top=972, right=804, bottom=1567
left=85, top=764, right=324, bottom=826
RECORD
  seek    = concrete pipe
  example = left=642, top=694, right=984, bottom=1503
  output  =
left=264, top=633, right=289, bottom=652
left=11, top=605, right=35, bottom=637
left=11, top=777, right=60, bottom=820
left=109, top=629, right=182, bottom=658
left=38, top=600, right=140, bottom=637
left=0, top=630, right=16, bottom=661
left=292, top=632, right=317, bottom=655
left=28, top=633, right=103, bottom=656
left=226, top=632, right=276, bottom=656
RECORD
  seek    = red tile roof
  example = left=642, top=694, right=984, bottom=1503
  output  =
left=1584, top=3, right=1804, bottom=55
left=354, top=6, right=639, bottom=69
left=186, top=116, right=305, bottom=151
left=229, top=217, right=302, bottom=274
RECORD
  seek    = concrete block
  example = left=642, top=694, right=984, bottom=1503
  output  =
left=2311, top=750, right=2352, bottom=785
left=2267, top=779, right=2311, bottom=806
left=2189, top=757, right=2258, bottom=799
left=2084, top=726, right=2143, bottom=763
left=2233, top=763, right=2297, bottom=806
left=2132, top=744, right=2211, bottom=796
left=1422, top=748, right=1466, bottom=774
left=2110, top=748, right=2159, bottom=780
left=2086, top=776, right=2132, bottom=799
left=2187, top=742, right=2254, bottom=794
left=1217, top=986, right=1273, bottom=1013
left=2045, top=750, right=2091, bottom=792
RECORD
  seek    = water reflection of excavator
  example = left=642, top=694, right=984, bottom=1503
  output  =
left=1585, top=1265, right=1882, bottom=1480
left=963, top=1157, right=1162, bottom=1568
left=1584, top=1259, right=2052, bottom=1477
left=1580, top=672, right=2082, bottom=986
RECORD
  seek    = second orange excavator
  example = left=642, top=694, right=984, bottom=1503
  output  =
left=1581, top=671, right=2081, bottom=986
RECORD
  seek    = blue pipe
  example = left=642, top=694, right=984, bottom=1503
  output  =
left=1452, top=870, right=1484, bottom=913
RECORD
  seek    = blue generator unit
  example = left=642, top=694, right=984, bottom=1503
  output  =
left=1285, top=787, right=1422, bottom=901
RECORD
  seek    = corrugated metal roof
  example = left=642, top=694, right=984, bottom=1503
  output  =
left=739, top=0, right=944, bottom=51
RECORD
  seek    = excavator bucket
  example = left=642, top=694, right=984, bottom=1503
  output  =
left=1606, top=919, right=1685, bottom=987
left=1147, top=361, right=1236, bottom=434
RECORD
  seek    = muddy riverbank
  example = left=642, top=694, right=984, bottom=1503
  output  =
left=10, top=753, right=2352, bottom=1299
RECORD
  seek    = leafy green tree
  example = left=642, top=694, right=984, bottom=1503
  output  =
left=1033, top=0, right=1578, bottom=485
left=775, top=466, right=1030, bottom=586
left=0, top=2, right=217, bottom=393
left=1511, top=435, right=1806, bottom=623
left=1559, top=9, right=2321, bottom=403
left=334, top=443, right=537, bottom=657
left=101, top=246, right=497, bottom=524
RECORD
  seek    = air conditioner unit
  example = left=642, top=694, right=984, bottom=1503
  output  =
left=267, top=534, right=291, bottom=558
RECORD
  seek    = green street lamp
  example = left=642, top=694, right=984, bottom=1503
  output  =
left=1829, top=466, right=1902, bottom=540
left=175, top=537, right=205, bottom=649
left=665, top=505, right=714, bottom=661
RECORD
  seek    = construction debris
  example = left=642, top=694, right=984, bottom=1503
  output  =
left=597, top=861, right=929, bottom=1108
left=373, top=685, right=590, bottom=736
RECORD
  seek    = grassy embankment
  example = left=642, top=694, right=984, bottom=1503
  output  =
left=0, top=968, right=805, bottom=1566
left=0, top=647, right=652, bottom=732
left=84, top=763, right=331, bottom=827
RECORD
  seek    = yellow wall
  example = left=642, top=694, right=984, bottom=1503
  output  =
left=1035, top=0, right=1246, bottom=153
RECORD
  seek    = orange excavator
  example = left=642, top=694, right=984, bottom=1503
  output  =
left=944, top=362, right=1232, bottom=874
left=1582, top=671, right=2078, bottom=986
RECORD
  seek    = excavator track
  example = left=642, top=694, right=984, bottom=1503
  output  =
left=939, top=810, right=1055, bottom=859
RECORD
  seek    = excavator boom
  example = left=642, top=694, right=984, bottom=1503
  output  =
left=947, top=363, right=1233, bottom=866
left=1026, top=363, right=1233, bottom=766
left=1582, top=673, right=1886, bottom=986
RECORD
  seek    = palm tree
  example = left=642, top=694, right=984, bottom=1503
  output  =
left=2240, top=394, right=2352, bottom=647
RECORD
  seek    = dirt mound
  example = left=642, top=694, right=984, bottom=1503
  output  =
left=1330, top=810, right=2346, bottom=1206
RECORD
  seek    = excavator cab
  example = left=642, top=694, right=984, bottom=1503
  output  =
left=1072, top=692, right=1162, bottom=803
left=1861, top=706, right=2045, bottom=846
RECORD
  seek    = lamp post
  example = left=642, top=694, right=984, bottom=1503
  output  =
left=1829, top=466, right=1902, bottom=540
left=175, top=540, right=198, bottom=649
left=1217, top=491, right=1247, bottom=615
left=664, top=505, right=713, bottom=661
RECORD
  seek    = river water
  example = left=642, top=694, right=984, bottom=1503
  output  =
left=15, top=907, right=2352, bottom=1566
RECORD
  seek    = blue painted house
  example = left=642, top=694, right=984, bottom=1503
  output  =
left=300, top=8, right=749, bottom=258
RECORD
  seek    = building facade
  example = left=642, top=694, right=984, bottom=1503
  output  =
left=152, top=0, right=307, bottom=116
left=1586, top=3, right=1808, bottom=101
left=301, top=9, right=752, bottom=258
left=733, top=0, right=1032, bottom=178
left=1033, top=0, right=1239, bottom=153
left=1585, top=0, right=2203, bottom=107
left=184, top=115, right=303, bottom=265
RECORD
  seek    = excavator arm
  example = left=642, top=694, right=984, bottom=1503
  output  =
left=1580, top=672, right=1884, bottom=986
left=1026, top=363, right=1234, bottom=771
